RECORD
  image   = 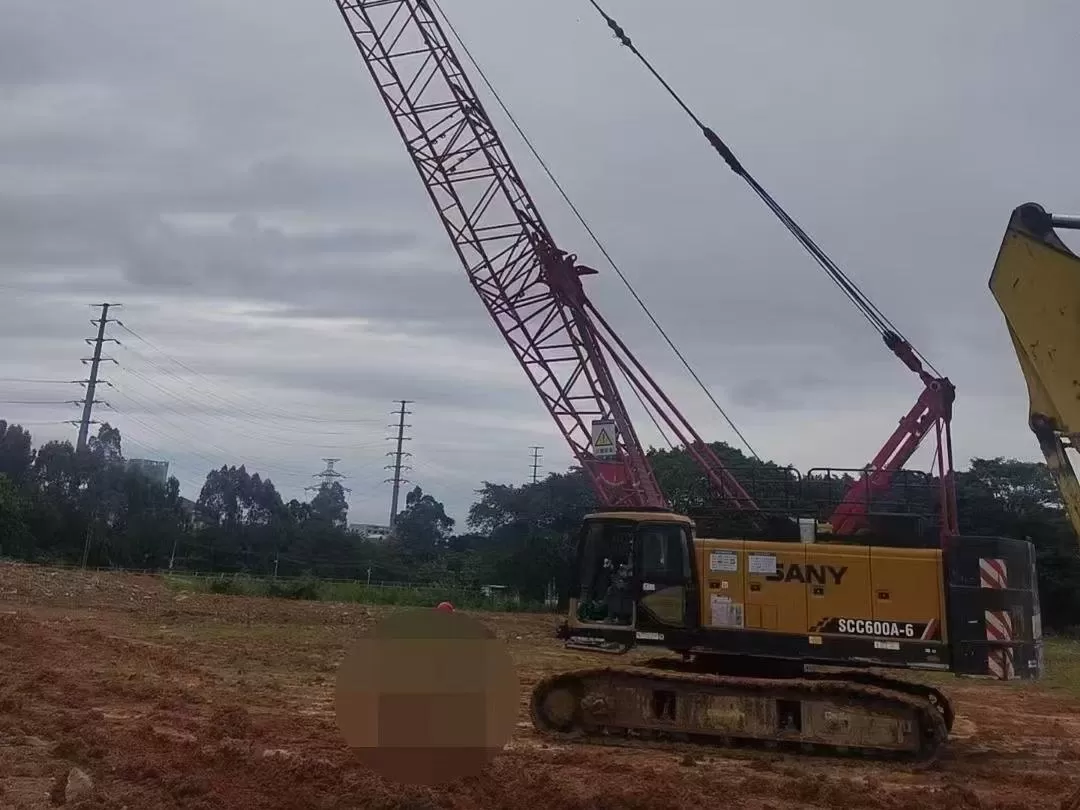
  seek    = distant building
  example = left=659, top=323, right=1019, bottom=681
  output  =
left=127, top=458, right=169, bottom=486
left=348, top=523, right=392, bottom=542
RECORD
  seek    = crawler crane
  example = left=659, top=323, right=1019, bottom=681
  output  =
left=327, top=0, right=1042, bottom=760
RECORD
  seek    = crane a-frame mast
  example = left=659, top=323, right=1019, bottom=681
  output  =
left=330, top=0, right=757, bottom=512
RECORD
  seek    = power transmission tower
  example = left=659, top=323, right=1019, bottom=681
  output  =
left=75, top=303, right=120, bottom=453
left=385, top=400, right=413, bottom=528
left=307, top=458, right=351, bottom=493
left=530, top=445, right=544, bottom=484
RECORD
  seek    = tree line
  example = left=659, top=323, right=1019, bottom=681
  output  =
left=0, top=417, right=1077, bottom=629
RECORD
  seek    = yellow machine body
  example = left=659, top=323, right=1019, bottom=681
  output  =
left=692, top=538, right=947, bottom=642
left=537, top=508, right=1042, bottom=759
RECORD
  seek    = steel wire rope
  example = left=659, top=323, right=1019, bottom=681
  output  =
left=106, top=398, right=230, bottom=473
left=427, top=0, right=759, bottom=460
left=111, top=371, right=300, bottom=463
left=108, top=385, right=321, bottom=481
left=120, top=432, right=204, bottom=492
left=584, top=0, right=940, bottom=377
left=114, top=321, right=381, bottom=427
left=1, top=420, right=70, bottom=427
left=116, top=341, right=372, bottom=439
left=117, top=340, right=373, bottom=440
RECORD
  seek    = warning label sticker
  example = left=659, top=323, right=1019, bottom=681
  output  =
left=709, top=550, right=738, bottom=572
left=591, top=420, right=617, bottom=459
left=748, top=553, right=777, bottom=576
left=711, top=594, right=744, bottom=628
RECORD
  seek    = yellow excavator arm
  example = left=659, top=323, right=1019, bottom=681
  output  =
left=990, top=203, right=1080, bottom=545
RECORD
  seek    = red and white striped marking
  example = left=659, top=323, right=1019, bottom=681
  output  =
left=981, top=558, right=1016, bottom=679
left=920, top=619, right=939, bottom=641
left=987, top=648, right=1015, bottom=680
left=985, top=608, right=1015, bottom=680
left=985, top=609, right=1013, bottom=640
left=979, top=558, right=1008, bottom=589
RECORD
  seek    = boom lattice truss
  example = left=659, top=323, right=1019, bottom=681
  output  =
left=331, top=0, right=756, bottom=511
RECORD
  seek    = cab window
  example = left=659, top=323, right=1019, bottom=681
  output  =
left=637, top=524, right=690, bottom=580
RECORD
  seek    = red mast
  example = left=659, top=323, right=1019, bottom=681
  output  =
left=329, top=0, right=757, bottom=513
left=827, top=333, right=959, bottom=543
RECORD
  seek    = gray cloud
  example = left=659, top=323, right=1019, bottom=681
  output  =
left=2, top=0, right=1077, bottom=523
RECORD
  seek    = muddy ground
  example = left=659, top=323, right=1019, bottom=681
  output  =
left=1, top=563, right=1079, bottom=810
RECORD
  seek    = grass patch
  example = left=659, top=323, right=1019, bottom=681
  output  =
left=1042, top=636, right=1080, bottom=697
left=163, top=572, right=549, bottom=613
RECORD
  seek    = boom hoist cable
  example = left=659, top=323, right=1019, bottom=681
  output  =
left=427, top=0, right=759, bottom=462
left=587, top=1, right=959, bottom=541
left=327, top=0, right=760, bottom=514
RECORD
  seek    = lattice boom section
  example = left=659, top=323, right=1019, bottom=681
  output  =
left=333, top=0, right=661, bottom=505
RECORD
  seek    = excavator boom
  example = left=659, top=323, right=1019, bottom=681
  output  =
left=991, top=203, right=1080, bottom=545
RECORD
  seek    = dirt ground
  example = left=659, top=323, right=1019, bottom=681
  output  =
left=1, top=564, right=1079, bottom=810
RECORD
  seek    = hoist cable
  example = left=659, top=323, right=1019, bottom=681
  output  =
left=429, top=0, right=761, bottom=459
left=586, top=0, right=941, bottom=378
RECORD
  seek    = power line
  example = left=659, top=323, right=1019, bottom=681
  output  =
left=117, top=340, right=370, bottom=437
left=583, top=0, right=939, bottom=378
left=109, top=375, right=392, bottom=491
left=109, top=384, right=327, bottom=480
left=113, top=320, right=380, bottom=427
left=1, top=420, right=72, bottom=427
left=114, top=363, right=378, bottom=451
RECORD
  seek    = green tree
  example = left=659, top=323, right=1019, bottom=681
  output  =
left=311, top=481, right=349, bottom=528
left=196, top=465, right=284, bottom=528
left=193, top=465, right=286, bottom=572
left=0, top=420, right=34, bottom=486
left=393, top=486, right=454, bottom=554
left=468, top=469, right=594, bottom=537
left=88, top=422, right=123, bottom=465
left=956, top=457, right=1080, bottom=628
left=0, top=473, right=32, bottom=558
left=465, top=470, right=594, bottom=602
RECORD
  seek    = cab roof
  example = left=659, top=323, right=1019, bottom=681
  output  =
left=583, top=508, right=694, bottom=526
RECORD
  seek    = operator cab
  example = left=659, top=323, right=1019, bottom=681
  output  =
left=563, top=509, right=699, bottom=652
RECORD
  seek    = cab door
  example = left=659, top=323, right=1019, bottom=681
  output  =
left=633, top=522, right=698, bottom=638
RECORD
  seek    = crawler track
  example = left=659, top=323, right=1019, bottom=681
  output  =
left=530, top=664, right=951, bottom=762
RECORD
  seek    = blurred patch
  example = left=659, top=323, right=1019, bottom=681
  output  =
left=334, top=608, right=519, bottom=786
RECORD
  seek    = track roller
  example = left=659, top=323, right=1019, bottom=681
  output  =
left=531, top=666, right=949, bottom=761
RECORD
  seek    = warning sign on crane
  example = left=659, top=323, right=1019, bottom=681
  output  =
left=591, top=420, right=617, bottom=459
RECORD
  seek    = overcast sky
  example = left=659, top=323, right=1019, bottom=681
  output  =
left=2, top=0, right=1078, bottom=526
